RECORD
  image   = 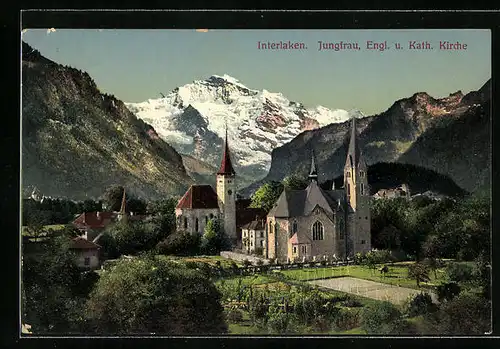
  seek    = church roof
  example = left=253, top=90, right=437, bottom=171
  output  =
left=268, top=181, right=345, bottom=218
left=217, top=128, right=236, bottom=176
left=176, top=185, right=220, bottom=209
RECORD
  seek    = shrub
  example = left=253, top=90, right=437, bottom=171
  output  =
left=424, top=293, right=491, bottom=335
left=184, top=261, right=198, bottom=269
left=242, top=259, right=252, bottom=268
left=226, top=309, right=244, bottom=323
left=156, top=231, right=201, bottom=256
left=267, top=310, right=297, bottom=334
left=256, top=259, right=264, bottom=266
left=333, top=308, right=361, bottom=331
left=436, top=281, right=461, bottom=302
left=360, top=301, right=403, bottom=334
left=446, top=262, right=474, bottom=283
left=407, top=292, right=437, bottom=317
left=342, top=299, right=363, bottom=308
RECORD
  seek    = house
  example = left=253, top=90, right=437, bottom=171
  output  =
left=72, top=189, right=147, bottom=241
left=373, top=183, right=411, bottom=200
left=69, top=236, right=101, bottom=270
left=241, top=219, right=266, bottom=255
left=266, top=116, right=371, bottom=263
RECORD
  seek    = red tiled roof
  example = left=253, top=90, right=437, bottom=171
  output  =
left=73, top=212, right=116, bottom=230
left=176, top=185, right=220, bottom=209
left=217, top=136, right=236, bottom=176
left=69, top=237, right=100, bottom=250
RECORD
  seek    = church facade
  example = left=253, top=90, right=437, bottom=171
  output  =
left=175, top=117, right=371, bottom=259
left=266, top=116, right=371, bottom=262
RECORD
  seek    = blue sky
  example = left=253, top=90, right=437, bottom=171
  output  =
left=22, top=29, right=491, bottom=115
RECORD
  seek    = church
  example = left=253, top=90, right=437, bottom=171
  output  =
left=175, top=116, right=371, bottom=261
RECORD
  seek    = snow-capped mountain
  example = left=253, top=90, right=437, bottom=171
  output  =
left=126, top=74, right=365, bottom=183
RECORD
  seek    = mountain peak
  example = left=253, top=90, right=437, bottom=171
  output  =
left=126, top=75, right=362, bottom=183
left=203, top=74, right=251, bottom=90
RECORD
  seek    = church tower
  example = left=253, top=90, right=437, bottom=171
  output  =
left=216, top=127, right=237, bottom=244
left=344, top=117, right=371, bottom=255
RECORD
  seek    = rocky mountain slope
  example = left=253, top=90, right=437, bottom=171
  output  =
left=126, top=74, right=364, bottom=184
left=22, top=42, right=194, bottom=200
left=244, top=80, right=490, bottom=196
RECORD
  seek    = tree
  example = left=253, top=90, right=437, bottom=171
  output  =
left=360, top=301, right=403, bottom=334
left=445, top=262, right=474, bottom=283
left=472, top=253, right=491, bottom=299
left=85, top=256, right=227, bottom=334
left=282, top=174, right=308, bottom=191
left=22, top=236, right=86, bottom=334
left=407, top=263, right=431, bottom=288
left=425, top=293, right=491, bottom=335
left=249, top=181, right=284, bottom=212
left=363, top=251, right=378, bottom=275
left=433, top=195, right=490, bottom=261
left=156, top=230, right=201, bottom=256
left=407, top=293, right=437, bottom=317
left=101, top=185, right=125, bottom=212
left=201, top=218, right=229, bottom=255
left=436, top=282, right=461, bottom=302
left=127, top=198, right=147, bottom=215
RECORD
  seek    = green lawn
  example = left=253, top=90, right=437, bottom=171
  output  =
left=280, top=264, right=446, bottom=290
left=22, top=224, right=67, bottom=237
left=158, top=255, right=242, bottom=268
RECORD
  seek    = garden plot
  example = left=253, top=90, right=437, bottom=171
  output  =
left=309, top=277, right=437, bottom=305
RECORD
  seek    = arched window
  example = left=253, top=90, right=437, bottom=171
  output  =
left=275, top=222, right=279, bottom=235
left=360, top=183, right=364, bottom=195
left=209, top=213, right=214, bottom=219
left=183, top=217, right=188, bottom=230
left=195, top=218, right=199, bottom=232
left=292, top=221, right=298, bottom=234
left=205, top=216, right=208, bottom=224
left=312, top=221, right=324, bottom=240
left=346, top=171, right=351, bottom=178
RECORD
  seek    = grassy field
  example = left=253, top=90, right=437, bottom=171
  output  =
left=280, top=264, right=446, bottom=290
left=22, top=224, right=67, bottom=237
left=157, top=254, right=242, bottom=268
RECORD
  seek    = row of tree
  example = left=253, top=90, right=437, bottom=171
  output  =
left=371, top=194, right=490, bottom=262
left=22, top=184, right=161, bottom=226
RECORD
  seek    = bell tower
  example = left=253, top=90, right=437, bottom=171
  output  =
left=216, top=125, right=237, bottom=245
left=344, top=116, right=371, bottom=255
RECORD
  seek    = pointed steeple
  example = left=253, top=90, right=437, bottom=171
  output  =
left=346, top=116, right=361, bottom=168
left=217, top=123, right=236, bottom=176
left=308, top=150, right=318, bottom=182
left=119, top=188, right=127, bottom=215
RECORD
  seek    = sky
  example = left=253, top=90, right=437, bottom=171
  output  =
left=21, top=29, right=491, bottom=115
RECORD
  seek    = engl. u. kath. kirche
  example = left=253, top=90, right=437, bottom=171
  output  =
left=175, top=116, right=371, bottom=262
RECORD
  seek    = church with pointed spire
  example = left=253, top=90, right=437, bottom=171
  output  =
left=174, top=116, right=370, bottom=257
left=265, top=116, right=371, bottom=262
left=175, top=125, right=239, bottom=244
